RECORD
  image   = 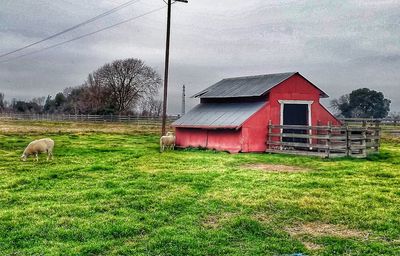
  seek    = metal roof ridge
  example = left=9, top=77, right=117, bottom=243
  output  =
left=221, top=71, right=297, bottom=81
left=191, top=72, right=298, bottom=98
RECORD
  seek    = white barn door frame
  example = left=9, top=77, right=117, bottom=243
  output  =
left=278, top=100, right=314, bottom=146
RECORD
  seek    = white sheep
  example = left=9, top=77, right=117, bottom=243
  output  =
left=160, top=132, right=175, bottom=152
left=21, top=138, right=54, bottom=162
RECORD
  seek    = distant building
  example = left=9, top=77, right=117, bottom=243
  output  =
left=172, top=72, right=339, bottom=153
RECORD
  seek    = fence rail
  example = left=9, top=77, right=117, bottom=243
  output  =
left=0, top=113, right=179, bottom=124
left=340, top=118, right=400, bottom=126
left=266, top=120, right=381, bottom=158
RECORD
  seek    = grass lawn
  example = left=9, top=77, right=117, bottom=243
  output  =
left=0, top=121, right=399, bottom=255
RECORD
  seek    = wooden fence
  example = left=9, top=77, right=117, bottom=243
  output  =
left=266, top=120, right=381, bottom=158
left=0, top=113, right=179, bottom=125
left=340, top=118, right=400, bottom=126
left=341, top=118, right=400, bottom=137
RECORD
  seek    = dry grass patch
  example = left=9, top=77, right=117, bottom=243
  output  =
left=286, top=222, right=370, bottom=252
left=201, top=212, right=236, bottom=229
left=242, top=163, right=309, bottom=173
left=0, top=120, right=167, bottom=135
left=302, top=241, right=323, bottom=251
left=252, top=213, right=271, bottom=224
left=286, top=222, right=369, bottom=239
left=202, top=212, right=271, bottom=230
left=202, top=215, right=220, bottom=229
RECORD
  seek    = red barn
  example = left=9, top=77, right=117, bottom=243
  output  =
left=172, top=72, right=340, bottom=153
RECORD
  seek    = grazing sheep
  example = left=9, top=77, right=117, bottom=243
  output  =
left=21, top=138, right=54, bottom=162
left=160, top=132, right=175, bottom=152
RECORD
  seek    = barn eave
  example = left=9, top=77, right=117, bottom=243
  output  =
left=172, top=124, right=240, bottom=130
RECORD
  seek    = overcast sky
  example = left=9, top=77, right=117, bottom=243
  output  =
left=1, top=0, right=399, bottom=114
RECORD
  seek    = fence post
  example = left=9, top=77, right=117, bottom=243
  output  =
left=267, top=120, right=272, bottom=150
left=363, top=120, right=368, bottom=154
left=325, top=121, right=332, bottom=158
left=361, top=122, right=367, bottom=157
left=317, top=120, right=321, bottom=151
left=279, top=121, right=283, bottom=151
left=345, top=122, right=350, bottom=157
left=375, top=120, right=380, bottom=152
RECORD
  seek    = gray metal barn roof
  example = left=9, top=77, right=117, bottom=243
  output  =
left=192, top=72, right=328, bottom=98
left=172, top=101, right=265, bottom=128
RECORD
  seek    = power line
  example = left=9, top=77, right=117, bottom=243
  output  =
left=0, top=0, right=141, bottom=59
left=0, top=6, right=166, bottom=64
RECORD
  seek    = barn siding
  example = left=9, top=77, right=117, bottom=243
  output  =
left=175, top=128, right=207, bottom=148
left=207, top=129, right=242, bottom=153
left=241, top=102, right=270, bottom=152
left=175, top=127, right=242, bottom=153
left=268, top=74, right=319, bottom=125
left=313, top=104, right=341, bottom=126
left=269, top=74, right=339, bottom=126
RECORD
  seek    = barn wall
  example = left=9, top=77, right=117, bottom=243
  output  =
left=241, top=102, right=270, bottom=152
left=175, top=128, right=207, bottom=148
left=314, top=104, right=341, bottom=126
left=268, top=74, right=339, bottom=126
left=207, top=129, right=242, bottom=153
left=265, top=74, right=340, bottom=147
left=175, top=127, right=242, bottom=153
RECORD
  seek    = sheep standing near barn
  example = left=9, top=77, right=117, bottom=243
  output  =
left=160, top=132, right=175, bottom=152
left=21, top=138, right=54, bottom=161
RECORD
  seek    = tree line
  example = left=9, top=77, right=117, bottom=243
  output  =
left=0, top=58, right=163, bottom=117
left=0, top=59, right=397, bottom=119
left=331, top=88, right=394, bottom=119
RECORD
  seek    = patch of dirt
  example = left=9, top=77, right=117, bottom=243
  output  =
left=286, top=222, right=371, bottom=252
left=202, top=215, right=220, bottom=229
left=252, top=213, right=271, bottom=224
left=286, top=222, right=369, bottom=239
left=202, top=212, right=236, bottom=229
left=302, top=241, right=323, bottom=251
left=242, top=163, right=309, bottom=173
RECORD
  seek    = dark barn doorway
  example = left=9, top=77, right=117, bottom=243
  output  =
left=282, top=104, right=308, bottom=143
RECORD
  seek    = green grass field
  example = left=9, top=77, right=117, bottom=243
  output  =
left=0, top=121, right=399, bottom=255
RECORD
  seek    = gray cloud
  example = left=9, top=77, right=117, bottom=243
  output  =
left=0, top=0, right=399, bottom=113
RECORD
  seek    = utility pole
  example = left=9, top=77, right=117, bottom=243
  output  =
left=181, top=84, right=186, bottom=115
left=161, top=0, right=188, bottom=136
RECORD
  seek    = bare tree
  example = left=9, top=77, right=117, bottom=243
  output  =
left=139, top=97, right=162, bottom=117
left=388, top=112, right=400, bottom=120
left=94, top=58, right=161, bottom=114
left=31, top=96, right=46, bottom=107
left=61, top=76, right=110, bottom=115
left=84, top=73, right=110, bottom=114
left=35, top=58, right=162, bottom=115
left=0, top=93, right=4, bottom=112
